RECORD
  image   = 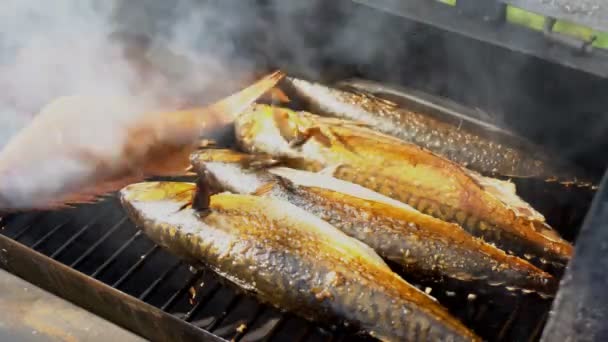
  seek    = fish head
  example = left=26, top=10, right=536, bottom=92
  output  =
left=120, top=181, right=196, bottom=208
left=190, top=149, right=277, bottom=195
left=235, top=104, right=315, bottom=156
left=119, top=181, right=202, bottom=227
left=119, top=181, right=217, bottom=260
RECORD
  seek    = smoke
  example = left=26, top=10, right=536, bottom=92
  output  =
left=0, top=0, right=267, bottom=150
left=0, top=0, right=419, bottom=146
left=0, top=2, right=127, bottom=144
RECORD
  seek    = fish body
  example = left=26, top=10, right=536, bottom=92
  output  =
left=234, top=104, right=573, bottom=267
left=285, top=77, right=552, bottom=179
left=335, top=78, right=501, bottom=125
left=191, top=149, right=558, bottom=296
left=0, top=71, right=283, bottom=212
left=120, top=181, right=480, bottom=342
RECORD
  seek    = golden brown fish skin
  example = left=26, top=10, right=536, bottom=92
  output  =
left=285, top=77, right=547, bottom=179
left=234, top=104, right=573, bottom=268
left=120, top=182, right=480, bottom=342
left=191, top=149, right=557, bottom=297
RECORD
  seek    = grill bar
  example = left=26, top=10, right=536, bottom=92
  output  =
left=185, top=283, right=222, bottom=322
left=231, top=303, right=265, bottom=342
left=30, top=221, right=68, bottom=249
left=91, top=231, right=142, bottom=278
left=529, top=311, right=549, bottom=342
left=10, top=215, right=42, bottom=240
left=497, top=300, right=521, bottom=341
left=207, top=294, right=243, bottom=332
left=261, top=316, right=286, bottom=342
left=112, top=244, right=159, bottom=288
left=292, top=327, right=313, bottom=342
left=50, top=213, right=106, bottom=259
left=69, top=217, right=127, bottom=268
left=161, top=269, right=203, bottom=312
left=138, top=261, right=182, bottom=301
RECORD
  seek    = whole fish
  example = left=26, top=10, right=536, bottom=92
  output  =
left=191, top=148, right=558, bottom=297
left=234, top=104, right=573, bottom=268
left=285, top=77, right=591, bottom=186
left=0, top=71, right=283, bottom=212
left=120, top=181, right=480, bottom=342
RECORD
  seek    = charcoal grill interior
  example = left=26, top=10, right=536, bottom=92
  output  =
left=2, top=0, right=607, bottom=341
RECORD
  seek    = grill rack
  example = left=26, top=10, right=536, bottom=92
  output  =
left=0, top=181, right=588, bottom=342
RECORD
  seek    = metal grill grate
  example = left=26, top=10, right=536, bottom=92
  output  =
left=0, top=186, right=583, bottom=341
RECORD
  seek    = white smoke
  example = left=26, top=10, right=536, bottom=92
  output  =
left=0, top=0, right=264, bottom=149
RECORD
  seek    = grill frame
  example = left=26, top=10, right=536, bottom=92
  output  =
left=0, top=232, right=224, bottom=342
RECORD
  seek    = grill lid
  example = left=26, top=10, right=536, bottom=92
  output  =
left=351, top=0, right=608, bottom=78
left=504, top=0, right=608, bottom=33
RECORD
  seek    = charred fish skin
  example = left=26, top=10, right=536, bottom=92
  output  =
left=191, top=149, right=557, bottom=297
left=234, top=104, right=573, bottom=268
left=285, top=77, right=548, bottom=179
left=120, top=182, right=480, bottom=342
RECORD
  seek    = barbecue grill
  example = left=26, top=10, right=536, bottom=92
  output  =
left=2, top=0, right=607, bottom=341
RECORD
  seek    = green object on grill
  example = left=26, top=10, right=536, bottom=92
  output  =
left=507, top=6, right=608, bottom=49
left=436, top=0, right=608, bottom=49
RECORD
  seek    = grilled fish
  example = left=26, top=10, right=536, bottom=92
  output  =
left=0, top=71, right=283, bottom=212
left=234, top=104, right=573, bottom=267
left=191, top=148, right=557, bottom=296
left=285, top=77, right=580, bottom=183
left=120, top=181, right=480, bottom=342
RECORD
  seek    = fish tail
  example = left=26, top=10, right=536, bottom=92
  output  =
left=209, top=70, right=286, bottom=119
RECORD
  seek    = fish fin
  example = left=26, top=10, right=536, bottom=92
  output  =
left=307, top=127, right=333, bottom=147
left=271, top=88, right=290, bottom=103
left=316, top=116, right=371, bottom=128
left=260, top=87, right=291, bottom=104
left=209, top=70, right=285, bottom=120
left=177, top=202, right=192, bottom=212
left=243, top=154, right=283, bottom=170
left=252, top=181, right=278, bottom=196
left=325, top=127, right=359, bottom=153
left=318, top=164, right=342, bottom=177
left=288, top=126, right=332, bottom=148
left=198, top=139, right=217, bottom=149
